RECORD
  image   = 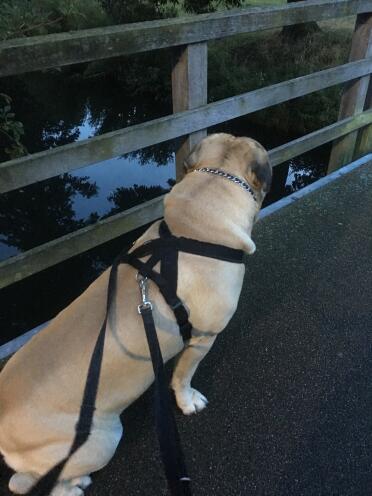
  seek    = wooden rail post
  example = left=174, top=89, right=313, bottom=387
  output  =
left=172, top=43, right=207, bottom=181
left=355, top=75, right=372, bottom=156
left=327, top=13, right=372, bottom=173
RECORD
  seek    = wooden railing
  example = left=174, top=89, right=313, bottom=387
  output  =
left=0, top=0, right=371, bottom=289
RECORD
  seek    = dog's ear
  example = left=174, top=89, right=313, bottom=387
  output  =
left=248, top=158, right=272, bottom=194
left=183, top=142, right=203, bottom=172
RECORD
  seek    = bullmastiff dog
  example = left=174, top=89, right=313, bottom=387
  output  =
left=0, top=133, right=271, bottom=495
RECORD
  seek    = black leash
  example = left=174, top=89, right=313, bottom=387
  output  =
left=27, top=256, right=121, bottom=496
left=139, top=303, right=191, bottom=495
left=26, top=221, right=244, bottom=495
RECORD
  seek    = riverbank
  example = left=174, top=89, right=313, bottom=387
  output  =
left=0, top=2, right=359, bottom=345
left=208, top=19, right=353, bottom=137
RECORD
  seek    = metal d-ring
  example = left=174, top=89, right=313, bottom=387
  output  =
left=136, top=273, right=153, bottom=314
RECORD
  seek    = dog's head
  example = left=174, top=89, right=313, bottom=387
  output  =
left=184, top=133, right=272, bottom=203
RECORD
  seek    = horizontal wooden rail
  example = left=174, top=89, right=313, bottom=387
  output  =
left=1, top=110, right=371, bottom=289
left=0, top=196, right=165, bottom=289
left=1, top=57, right=371, bottom=194
left=270, top=109, right=372, bottom=165
left=1, top=0, right=371, bottom=77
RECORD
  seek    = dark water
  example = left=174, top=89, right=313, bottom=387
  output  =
left=0, top=62, right=331, bottom=344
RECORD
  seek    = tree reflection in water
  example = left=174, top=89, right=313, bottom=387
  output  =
left=0, top=51, right=330, bottom=344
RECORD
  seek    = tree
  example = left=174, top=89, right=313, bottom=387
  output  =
left=0, top=93, right=27, bottom=160
left=107, top=184, right=169, bottom=216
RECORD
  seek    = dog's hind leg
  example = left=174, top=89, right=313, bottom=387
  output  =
left=8, top=473, right=91, bottom=496
left=8, top=472, right=37, bottom=494
left=7, top=415, right=121, bottom=495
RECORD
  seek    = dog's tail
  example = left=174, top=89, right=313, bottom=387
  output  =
left=9, top=472, right=37, bottom=495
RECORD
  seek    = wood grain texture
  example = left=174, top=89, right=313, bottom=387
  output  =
left=1, top=110, right=371, bottom=289
left=0, top=196, right=164, bottom=290
left=328, top=13, right=372, bottom=172
left=1, top=0, right=372, bottom=76
left=270, top=109, right=372, bottom=166
left=172, top=43, right=207, bottom=181
left=355, top=79, right=372, bottom=156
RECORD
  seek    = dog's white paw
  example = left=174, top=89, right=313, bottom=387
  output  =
left=50, top=482, right=84, bottom=496
left=9, top=472, right=36, bottom=494
left=174, top=387, right=208, bottom=415
left=70, top=476, right=92, bottom=490
left=67, top=488, right=84, bottom=496
left=8, top=473, right=89, bottom=496
left=245, top=237, right=256, bottom=255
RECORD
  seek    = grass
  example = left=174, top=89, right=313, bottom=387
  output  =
left=207, top=20, right=354, bottom=137
left=242, top=0, right=356, bottom=32
left=207, top=1, right=356, bottom=137
left=1, top=0, right=357, bottom=143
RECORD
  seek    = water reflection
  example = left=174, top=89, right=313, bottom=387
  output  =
left=0, top=63, right=330, bottom=344
left=0, top=62, right=176, bottom=261
left=72, top=155, right=174, bottom=219
left=0, top=174, right=98, bottom=258
left=69, top=115, right=175, bottom=218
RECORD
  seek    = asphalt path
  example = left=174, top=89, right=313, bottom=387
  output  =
left=1, top=162, right=371, bottom=495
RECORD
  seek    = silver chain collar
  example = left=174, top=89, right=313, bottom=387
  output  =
left=193, top=167, right=258, bottom=203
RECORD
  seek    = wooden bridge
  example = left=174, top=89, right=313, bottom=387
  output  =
left=0, top=0, right=371, bottom=290
left=0, top=1, right=372, bottom=494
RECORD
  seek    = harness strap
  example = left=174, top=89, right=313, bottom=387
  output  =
left=159, top=227, right=178, bottom=299
left=129, top=223, right=244, bottom=264
left=26, top=221, right=244, bottom=496
left=140, top=306, right=191, bottom=496
left=121, top=253, right=192, bottom=342
left=125, top=220, right=243, bottom=341
left=27, top=255, right=121, bottom=496
left=159, top=221, right=245, bottom=264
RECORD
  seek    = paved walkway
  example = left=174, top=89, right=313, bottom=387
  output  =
left=1, top=161, right=371, bottom=495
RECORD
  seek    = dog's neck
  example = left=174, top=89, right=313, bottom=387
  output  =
left=164, top=171, right=258, bottom=255
left=192, top=167, right=258, bottom=204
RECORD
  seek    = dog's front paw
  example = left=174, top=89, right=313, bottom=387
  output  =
left=51, top=483, right=84, bottom=496
left=245, top=237, right=256, bottom=255
left=174, top=387, right=208, bottom=415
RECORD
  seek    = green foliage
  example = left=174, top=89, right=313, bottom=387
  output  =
left=182, top=0, right=242, bottom=14
left=0, top=0, right=109, bottom=40
left=0, top=0, right=245, bottom=41
left=208, top=28, right=351, bottom=136
left=0, top=93, right=27, bottom=159
left=101, top=0, right=177, bottom=23
left=101, top=0, right=243, bottom=24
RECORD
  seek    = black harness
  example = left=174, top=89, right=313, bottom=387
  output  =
left=27, top=170, right=254, bottom=496
left=124, top=220, right=244, bottom=339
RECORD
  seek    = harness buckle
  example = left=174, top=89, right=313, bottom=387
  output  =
left=136, top=273, right=153, bottom=314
